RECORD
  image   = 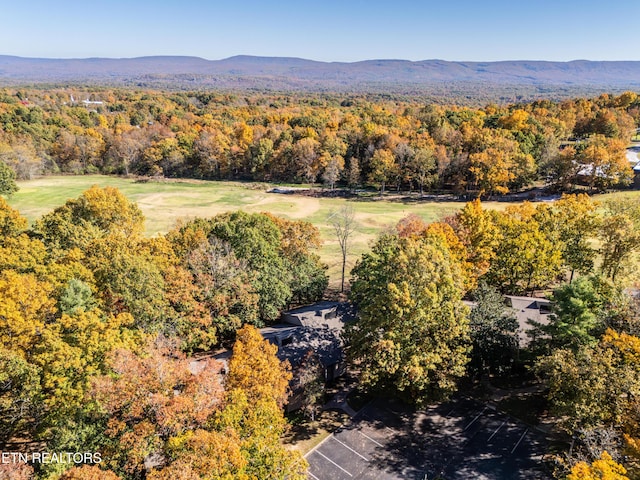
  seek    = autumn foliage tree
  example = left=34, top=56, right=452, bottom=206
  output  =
left=486, top=203, right=563, bottom=294
left=0, top=159, right=18, bottom=196
left=215, top=325, right=306, bottom=479
left=599, top=198, right=640, bottom=283
left=225, top=324, right=291, bottom=408
left=34, top=185, right=144, bottom=250
left=567, top=451, right=629, bottom=480
left=346, top=233, right=470, bottom=402
left=91, top=337, right=225, bottom=477
left=0, top=87, right=638, bottom=196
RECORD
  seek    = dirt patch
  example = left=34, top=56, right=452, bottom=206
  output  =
left=255, top=194, right=322, bottom=219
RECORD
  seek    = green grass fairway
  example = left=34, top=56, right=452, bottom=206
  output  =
left=8, top=175, right=502, bottom=288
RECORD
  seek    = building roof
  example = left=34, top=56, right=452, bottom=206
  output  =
left=282, top=301, right=341, bottom=327
left=466, top=296, right=553, bottom=347
left=504, top=295, right=552, bottom=346
left=266, top=324, right=344, bottom=368
left=265, top=302, right=351, bottom=368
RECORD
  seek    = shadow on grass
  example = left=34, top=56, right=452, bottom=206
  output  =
left=282, top=409, right=350, bottom=453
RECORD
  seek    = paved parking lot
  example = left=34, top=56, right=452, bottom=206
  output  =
left=305, top=397, right=550, bottom=479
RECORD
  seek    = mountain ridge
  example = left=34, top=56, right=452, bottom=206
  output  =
left=1, top=55, right=639, bottom=98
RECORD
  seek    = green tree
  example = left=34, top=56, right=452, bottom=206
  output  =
left=263, top=213, right=328, bottom=305
left=174, top=212, right=295, bottom=322
left=0, top=160, right=18, bottom=196
left=86, top=234, right=168, bottom=330
left=554, top=194, right=601, bottom=281
left=537, top=329, right=640, bottom=432
left=346, top=233, right=470, bottom=402
left=186, top=237, right=259, bottom=344
left=0, top=346, right=42, bottom=443
left=599, top=198, right=640, bottom=283
left=486, top=203, right=563, bottom=294
left=541, top=276, right=612, bottom=351
left=468, top=281, right=519, bottom=375
left=58, top=278, right=98, bottom=315
left=295, top=352, right=325, bottom=422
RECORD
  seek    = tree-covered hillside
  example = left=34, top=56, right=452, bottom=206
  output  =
left=0, top=88, right=638, bottom=197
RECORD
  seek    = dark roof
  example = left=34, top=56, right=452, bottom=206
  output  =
left=282, top=301, right=341, bottom=327
left=504, top=295, right=552, bottom=346
left=262, top=323, right=344, bottom=368
left=191, top=302, right=352, bottom=375
left=269, top=302, right=352, bottom=367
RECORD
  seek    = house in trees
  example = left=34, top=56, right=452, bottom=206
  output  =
left=505, top=295, right=552, bottom=346
left=627, top=143, right=640, bottom=188
left=265, top=302, right=351, bottom=412
left=281, top=301, right=341, bottom=327
left=632, top=160, right=640, bottom=188
left=198, top=302, right=350, bottom=411
left=464, top=294, right=553, bottom=347
left=265, top=301, right=350, bottom=383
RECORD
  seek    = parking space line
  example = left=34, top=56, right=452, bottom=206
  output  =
left=487, top=420, right=506, bottom=442
left=330, top=435, right=370, bottom=461
left=357, top=429, right=384, bottom=447
left=308, top=471, right=320, bottom=480
left=464, top=407, right=486, bottom=431
left=510, top=428, right=528, bottom=454
left=315, top=450, right=352, bottom=477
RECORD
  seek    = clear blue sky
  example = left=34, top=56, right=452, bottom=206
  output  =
left=2, top=0, right=639, bottom=62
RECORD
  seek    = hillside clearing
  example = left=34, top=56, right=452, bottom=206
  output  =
left=14, top=175, right=625, bottom=289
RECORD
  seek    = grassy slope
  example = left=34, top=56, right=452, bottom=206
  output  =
left=6, top=175, right=516, bottom=288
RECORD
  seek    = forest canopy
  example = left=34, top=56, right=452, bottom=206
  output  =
left=0, top=88, right=638, bottom=197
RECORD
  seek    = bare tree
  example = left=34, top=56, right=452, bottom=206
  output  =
left=328, top=205, right=356, bottom=293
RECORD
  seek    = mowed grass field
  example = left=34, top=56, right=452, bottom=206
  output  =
left=9, top=175, right=478, bottom=288
left=16, top=175, right=638, bottom=288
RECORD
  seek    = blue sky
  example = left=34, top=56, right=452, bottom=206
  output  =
left=2, top=0, right=639, bottom=62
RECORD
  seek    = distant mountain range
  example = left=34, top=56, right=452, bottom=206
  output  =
left=1, top=55, right=639, bottom=99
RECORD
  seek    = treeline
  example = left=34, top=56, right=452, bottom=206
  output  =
left=0, top=88, right=639, bottom=195
left=345, top=193, right=640, bottom=478
left=0, top=187, right=326, bottom=479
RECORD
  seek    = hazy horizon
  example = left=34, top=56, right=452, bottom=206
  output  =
left=2, top=53, right=639, bottom=64
left=2, top=0, right=639, bottom=63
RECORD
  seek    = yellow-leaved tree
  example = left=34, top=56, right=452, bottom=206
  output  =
left=225, top=324, right=292, bottom=407
left=0, top=270, right=56, bottom=353
left=567, top=451, right=629, bottom=480
left=217, top=325, right=307, bottom=479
